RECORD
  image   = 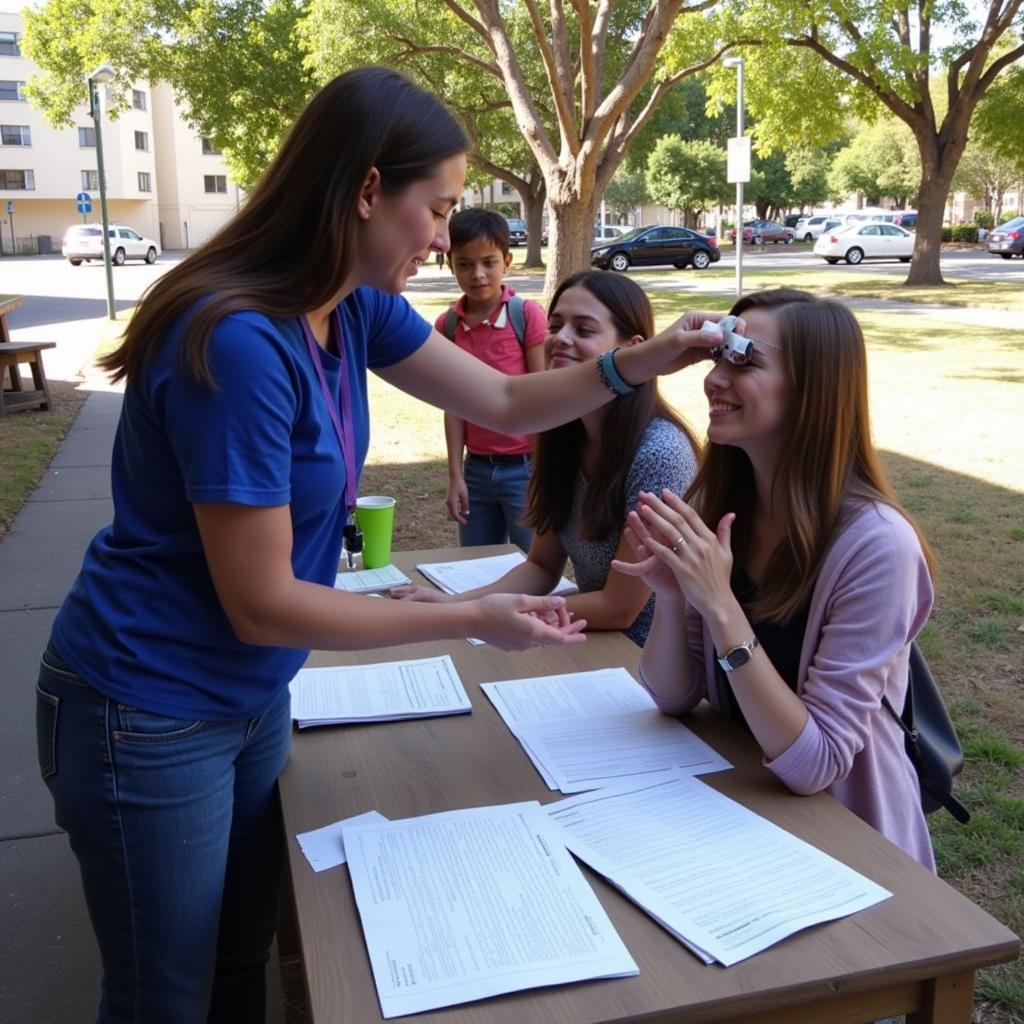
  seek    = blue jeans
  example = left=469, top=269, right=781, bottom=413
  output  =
left=459, top=454, right=533, bottom=553
left=35, top=644, right=292, bottom=1023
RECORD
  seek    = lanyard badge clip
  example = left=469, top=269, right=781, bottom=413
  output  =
left=343, top=520, right=363, bottom=570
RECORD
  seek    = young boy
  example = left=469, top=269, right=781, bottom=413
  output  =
left=437, top=209, right=547, bottom=551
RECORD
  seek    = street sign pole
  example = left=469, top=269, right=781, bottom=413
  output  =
left=89, top=77, right=116, bottom=321
left=7, top=200, right=14, bottom=257
left=724, top=57, right=749, bottom=300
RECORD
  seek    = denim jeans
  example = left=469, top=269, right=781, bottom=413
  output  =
left=35, top=644, right=292, bottom=1023
left=459, top=454, right=533, bottom=553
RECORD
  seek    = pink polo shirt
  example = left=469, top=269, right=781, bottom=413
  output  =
left=435, top=285, right=547, bottom=456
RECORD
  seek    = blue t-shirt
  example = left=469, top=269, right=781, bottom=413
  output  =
left=51, top=287, right=430, bottom=720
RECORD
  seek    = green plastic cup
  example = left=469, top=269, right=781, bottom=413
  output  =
left=355, top=496, right=396, bottom=569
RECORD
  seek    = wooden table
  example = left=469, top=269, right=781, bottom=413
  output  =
left=0, top=294, right=26, bottom=343
left=279, top=546, right=1018, bottom=1024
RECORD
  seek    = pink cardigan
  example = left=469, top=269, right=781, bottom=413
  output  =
left=664, top=501, right=936, bottom=870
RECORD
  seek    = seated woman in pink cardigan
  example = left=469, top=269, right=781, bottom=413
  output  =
left=615, top=287, right=936, bottom=870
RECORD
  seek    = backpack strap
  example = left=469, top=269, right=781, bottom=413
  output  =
left=506, top=295, right=527, bottom=349
left=441, top=306, right=459, bottom=341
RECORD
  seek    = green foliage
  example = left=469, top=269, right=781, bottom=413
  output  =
left=22, top=0, right=315, bottom=190
left=972, top=63, right=1024, bottom=173
left=827, top=120, right=920, bottom=205
left=603, top=167, right=649, bottom=221
left=952, top=139, right=1023, bottom=219
left=951, top=225, right=980, bottom=243
left=974, top=210, right=995, bottom=230
left=645, top=136, right=729, bottom=215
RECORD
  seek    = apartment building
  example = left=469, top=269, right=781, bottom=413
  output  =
left=0, top=7, right=239, bottom=254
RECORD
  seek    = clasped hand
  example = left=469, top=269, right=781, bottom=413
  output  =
left=612, top=489, right=736, bottom=622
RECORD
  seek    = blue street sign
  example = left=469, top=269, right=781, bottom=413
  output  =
left=76, top=192, right=93, bottom=214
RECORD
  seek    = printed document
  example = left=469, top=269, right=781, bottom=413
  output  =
left=334, top=564, right=411, bottom=593
left=289, top=655, right=470, bottom=728
left=296, top=810, right=388, bottom=872
left=342, top=801, right=638, bottom=1018
left=548, top=775, right=891, bottom=966
left=482, top=669, right=731, bottom=790
left=416, top=551, right=577, bottom=596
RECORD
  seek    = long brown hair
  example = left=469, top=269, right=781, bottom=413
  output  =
left=686, top=287, right=934, bottom=624
left=99, top=66, right=469, bottom=387
left=526, top=271, right=698, bottom=539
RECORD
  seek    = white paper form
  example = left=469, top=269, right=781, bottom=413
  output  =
left=342, top=801, right=638, bottom=1019
left=547, top=775, right=891, bottom=966
left=296, top=810, right=388, bottom=872
left=416, top=551, right=577, bottom=596
left=289, top=655, right=471, bottom=728
left=481, top=668, right=662, bottom=787
left=514, top=708, right=732, bottom=793
left=334, top=564, right=411, bottom=593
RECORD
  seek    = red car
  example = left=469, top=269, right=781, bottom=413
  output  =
left=728, top=219, right=795, bottom=244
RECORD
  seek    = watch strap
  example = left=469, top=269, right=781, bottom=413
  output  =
left=716, top=635, right=760, bottom=672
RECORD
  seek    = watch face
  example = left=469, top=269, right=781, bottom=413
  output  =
left=727, top=647, right=752, bottom=669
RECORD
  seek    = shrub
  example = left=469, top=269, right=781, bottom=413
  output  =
left=973, top=210, right=995, bottom=230
left=952, top=224, right=979, bottom=243
left=942, top=226, right=953, bottom=242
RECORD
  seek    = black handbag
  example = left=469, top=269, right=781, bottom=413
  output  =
left=881, top=642, right=970, bottom=823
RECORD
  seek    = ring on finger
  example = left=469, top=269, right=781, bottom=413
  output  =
left=670, top=535, right=686, bottom=554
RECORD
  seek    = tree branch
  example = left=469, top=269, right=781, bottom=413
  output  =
left=440, top=0, right=492, bottom=49
left=390, top=36, right=501, bottom=80
left=590, top=0, right=614, bottom=107
left=520, top=0, right=579, bottom=155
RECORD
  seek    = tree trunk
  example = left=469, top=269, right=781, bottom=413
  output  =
left=521, top=188, right=545, bottom=269
left=906, top=135, right=963, bottom=286
left=543, top=194, right=599, bottom=304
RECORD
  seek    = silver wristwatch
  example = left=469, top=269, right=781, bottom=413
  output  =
left=716, top=636, right=760, bottom=673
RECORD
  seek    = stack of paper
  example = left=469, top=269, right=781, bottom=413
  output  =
left=334, top=564, right=410, bottom=593
left=547, top=775, right=891, bottom=965
left=289, top=655, right=471, bottom=728
left=342, top=801, right=638, bottom=1018
left=482, top=668, right=732, bottom=791
left=416, top=551, right=577, bottom=596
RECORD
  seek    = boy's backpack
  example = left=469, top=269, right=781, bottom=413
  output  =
left=881, top=642, right=970, bottom=823
left=442, top=294, right=528, bottom=348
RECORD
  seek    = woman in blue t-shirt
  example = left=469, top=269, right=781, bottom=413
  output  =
left=37, top=66, right=723, bottom=1022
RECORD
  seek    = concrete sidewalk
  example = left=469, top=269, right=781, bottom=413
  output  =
left=0, top=388, right=285, bottom=1022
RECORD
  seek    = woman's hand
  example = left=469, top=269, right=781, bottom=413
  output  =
left=391, top=584, right=453, bottom=603
left=631, top=489, right=738, bottom=625
left=617, top=310, right=744, bottom=382
left=471, top=593, right=587, bottom=650
left=611, top=518, right=686, bottom=603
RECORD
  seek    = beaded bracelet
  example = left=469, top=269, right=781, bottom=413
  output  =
left=596, top=348, right=636, bottom=396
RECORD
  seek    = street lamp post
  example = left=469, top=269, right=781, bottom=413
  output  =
left=88, top=64, right=117, bottom=321
left=723, top=56, right=747, bottom=300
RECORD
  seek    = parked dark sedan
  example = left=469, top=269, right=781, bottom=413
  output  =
left=591, top=225, right=721, bottom=271
left=505, top=217, right=528, bottom=246
left=987, top=216, right=1024, bottom=259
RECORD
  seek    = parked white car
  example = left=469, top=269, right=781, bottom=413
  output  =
left=793, top=215, right=833, bottom=242
left=592, top=224, right=632, bottom=244
left=62, top=224, right=161, bottom=266
left=813, top=222, right=915, bottom=265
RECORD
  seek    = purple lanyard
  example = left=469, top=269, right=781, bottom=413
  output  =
left=301, top=307, right=358, bottom=515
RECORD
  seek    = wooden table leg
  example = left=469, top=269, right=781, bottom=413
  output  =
left=0, top=314, right=10, bottom=344
left=906, top=970, right=975, bottom=1023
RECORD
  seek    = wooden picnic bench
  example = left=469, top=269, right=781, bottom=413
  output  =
left=0, top=296, right=56, bottom=415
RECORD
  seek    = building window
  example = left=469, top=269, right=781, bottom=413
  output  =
left=137, top=171, right=151, bottom=192
left=0, top=32, right=20, bottom=57
left=134, top=130, right=149, bottom=152
left=0, top=168, right=34, bottom=189
left=81, top=169, right=99, bottom=191
left=0, top=80, right=26, bottom=102
left=204, top=174, right=228, bottom=194
left=201, top=138, right=222, bottom=155
left=1, top=124, right=30, bottom=146
left=78, top=125, right=96, bottom=147
left=132, top=89, right=146, bottom=111
left=500, top=181, right=514, bottom=196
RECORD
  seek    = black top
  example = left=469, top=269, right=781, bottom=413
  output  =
left=716, top=568, right=811, bottom=731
